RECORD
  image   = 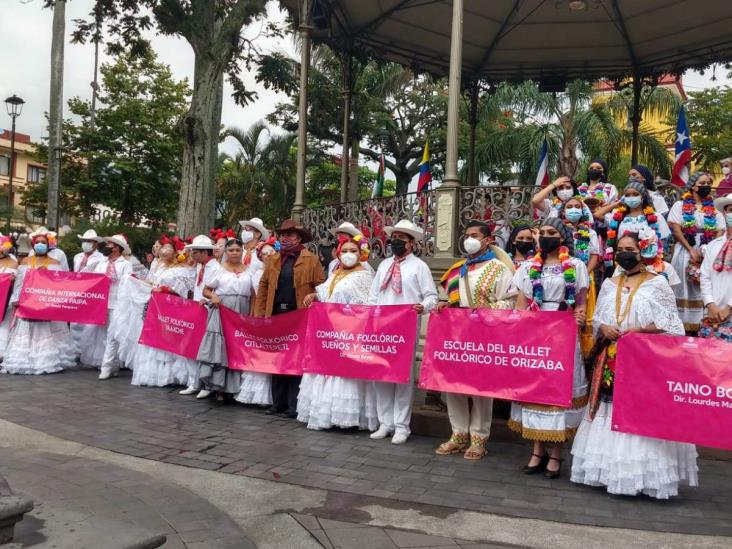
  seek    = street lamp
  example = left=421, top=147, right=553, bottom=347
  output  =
left=4, top=95, right=25, bottom=232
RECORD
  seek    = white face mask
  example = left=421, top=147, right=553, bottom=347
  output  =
left=81, top=242, right=94, bottom=253
left=464, top=236, right=483, bottom=255
left=557, top=189, right=574, bottom=202
left=241, top=230, right=254, bottom=244
left=339, top=252, right=359, bottom=268
left=723, top=166, right=731, bottom=176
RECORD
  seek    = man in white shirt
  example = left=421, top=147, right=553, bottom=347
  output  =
left=180, top=235, right=219, bottom=396
left=72, top=229, right=107, bottom=361
left=700, top=196, right=732, bottom=340
left=368, top=219, right=438, bottom=445
left=98, top=235, right=134, bottom=380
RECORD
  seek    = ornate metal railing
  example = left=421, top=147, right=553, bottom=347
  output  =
left=302, top=191, right=436, bottom=259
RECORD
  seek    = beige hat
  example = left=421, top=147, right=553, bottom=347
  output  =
left=77, top=229, right=103, bottom=242
left=29, top=227, right=57, bottom=239
left=239, top=217, right=270, bottom=240
left=329, top=221, right=363, bottom=238
left=714, top=195, right=732, bottom=213
left=104, top=234, right=131, bottom=255
left=184, top=234, right=215, bottom=250
left=384, top=219, right=424, bottom=241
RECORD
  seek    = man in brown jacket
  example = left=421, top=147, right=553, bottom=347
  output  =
left=255, top=219, right=325, bottom=417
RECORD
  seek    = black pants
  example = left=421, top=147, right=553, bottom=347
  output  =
left=271, top=374, right=301, bottom=414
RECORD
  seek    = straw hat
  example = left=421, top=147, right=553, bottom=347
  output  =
left=104, top=234, right=131, bottom=255
left=239, top=217, right=270, bottom=240
left=714, top=195, right=732, bottom=213
left=384, top=219, right=424, bottom=241
left=184, top=234, right=215, bottom=250
left=329, top=221, right=363, bottom=238
left=77, top=229, right=103, bottom=242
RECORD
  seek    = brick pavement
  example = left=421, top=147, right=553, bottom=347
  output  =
left=0, top=369, right=729, bottom=539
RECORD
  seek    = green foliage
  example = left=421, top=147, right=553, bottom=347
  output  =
left=306, top=158, right=394, bottom=205
left=21, top=50, right=190, bottom=226
left=683, top=86, right=732, bottom=171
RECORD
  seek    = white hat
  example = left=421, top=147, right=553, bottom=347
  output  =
left=184, top=234, right=215, bottom=251
left=29, top=226, right=57, bottom=239
left=384, top=219, right=424, bottom=241
left=104, top=234, right=131, bottom=255
left=329, top=221, right=363, bottom=238
left=77, top=229, right=103, bottom=242
left=714, top=195, right=732, bottom=213
left=238, top=217, right=270, bottom=240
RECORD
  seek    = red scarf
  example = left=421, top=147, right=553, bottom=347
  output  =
left=381, top=255, right=407, bottom=294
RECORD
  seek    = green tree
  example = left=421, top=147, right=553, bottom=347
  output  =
left=683, top=86, right=732, bottom=171
left=305, top=158, right=393, bottom=206
left=21, top=50, right=190, bottom=226
left=65, top=0, right=276, bottom=235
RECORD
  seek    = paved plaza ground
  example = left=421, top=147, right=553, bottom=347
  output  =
left=0, top=369, right=730, bottom=548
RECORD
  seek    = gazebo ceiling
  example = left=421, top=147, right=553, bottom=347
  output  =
left=280, top=0, right=732, bottom=83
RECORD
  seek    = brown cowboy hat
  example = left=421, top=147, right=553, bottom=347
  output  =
left=275, top=219, right=313, bottom=244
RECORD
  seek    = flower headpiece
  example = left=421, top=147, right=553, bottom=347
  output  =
left=256, top=236, right=280, bottom=261
left=0, top=235, right=13, bottom=251
left=337, top=234, right=370, bottom=263
left=31, top=233, right=57, bottom=249
left=210, top=228, right=237, bottom=243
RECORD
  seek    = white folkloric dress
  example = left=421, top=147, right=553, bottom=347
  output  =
left=0, top=264, right=18, bottom=358
left=71, top=250, right=105, bottom=363
left=508, top=258, right=590, bottom=442
left=110, top=274, right=152, bottom=369
left=296, top=269, right=378, bottom=430
left=668, top=200, right=726, bottom=332
left=131, top=265, right=195, bottom=387
left=571, top=275, right=698, bottom=499
left=1, top=262, right=76, bottom=374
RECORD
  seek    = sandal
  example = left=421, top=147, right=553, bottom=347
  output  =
left=435, top=433, right=469, bottom=455
left=522, top=452, right=549, bottom=474
left=463, top=435, right=487, bottom=460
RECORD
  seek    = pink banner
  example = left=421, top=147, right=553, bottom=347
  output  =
left=220, top=306, right=307, bottom=375
left=304, top=303, right=417, bottom=383
left=138, top=292, right=208, bottom=359
left=17, top=269, right=110, bottom=325
left=0, top=274, right=13, bottom=322
left=419, top=308, right=577, bottom=407
left=613, top=333, right=732, bottom=450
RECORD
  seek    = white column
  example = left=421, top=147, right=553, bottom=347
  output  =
left=291, top=0, right=313, bottom=220
left=442, top=0, right=464, bottom=188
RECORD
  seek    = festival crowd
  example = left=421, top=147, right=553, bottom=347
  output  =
left=0, top=161, right=731, bottom=502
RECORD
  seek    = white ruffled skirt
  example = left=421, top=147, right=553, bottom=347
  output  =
left=111, top=277, right=151, bottom=368
left=235, top=372, right=272, bottom=406
left=130, top=343, right=190, bottom=387
left=570, top=401, right=698, bottom=499
left=1, top=319, right=76, bottom=375
left=77, top=324, right=107, bottom=368
left=296, top=373, right=378, bottom=431
left=0, top=306, right=13, bottom=358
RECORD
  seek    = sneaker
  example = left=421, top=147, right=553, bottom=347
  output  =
left=196, top=389, right=212, bottom=399
left=369, top=425, right=393, bottom=440
left=179, top=386, right=198, bottom=395
left=391, top=432, right=409, bottom=445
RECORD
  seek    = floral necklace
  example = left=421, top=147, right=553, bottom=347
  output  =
left=578, top=182, right=609, bottom=204
left=528, top=246, right=577, bottom=307
left=681, top=191, right=717, bottom=246
left=565, top=219, right=592, bottom=265
left=606, top=204, right=659, bottom=249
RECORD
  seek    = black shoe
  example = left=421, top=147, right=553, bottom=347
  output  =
left=522, top=452, right=549, bottom=474
left=543, top=457, right=564, bottom=479
left=264, top=406, right=283, bottom=415
left=284, top=410, right=297, bottom=419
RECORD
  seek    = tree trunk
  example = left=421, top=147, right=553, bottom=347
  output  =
left=176, top=57, right=223, bottom=236
left=46, top=0, right=66, bottom=230
left=348, top=137, right=359, bottom=201
left=395, top=168, right=411, bottom=195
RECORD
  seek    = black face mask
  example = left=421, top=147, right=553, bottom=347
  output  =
left=390, top=239, right=407, bottom=257
left=587, top=169, right=603, bottom=182
left=697, top=186, right=712, bottom=198
left=539, top=237, right=561, bottom=254
left=99, top=246, right=113, bottom=256
left=514, top=241, right=534, bottom=256
left=616, top=251, right=641, bottom=271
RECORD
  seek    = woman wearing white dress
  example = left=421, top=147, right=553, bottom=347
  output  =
left=131, top=237, right=195, bottom=387
left=1, top=233, right=76, bottom=374
left=571, top=233, right=698, bottom=499
left=297, top=237, right=378, bottom=431
left=509, top=217, right=589, bottom=478
left=196, top=238, right=254, bottom=401
left=0, top=235, right=18, bottom=359
left=668, top=172, right=726, bottom=334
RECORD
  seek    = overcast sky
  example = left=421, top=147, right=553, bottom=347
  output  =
left=1, top=0, right=731, bottom=163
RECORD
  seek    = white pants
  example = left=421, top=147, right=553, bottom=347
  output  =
left=446, top=393, right=493, bottom=440
left=374, top=381, right=414, bottom=436
left=101, top=309, right=122, bottom=370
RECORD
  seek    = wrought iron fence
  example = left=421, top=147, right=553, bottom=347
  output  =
left=302, top=191, right=436, bottom=259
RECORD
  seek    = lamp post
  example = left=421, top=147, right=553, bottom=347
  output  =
left=4, top=95, right=25, bottom=233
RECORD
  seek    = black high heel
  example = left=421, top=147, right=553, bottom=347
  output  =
left=522, top=452, right=549, bottom=474
left=544, top=457, right=564, bottom=479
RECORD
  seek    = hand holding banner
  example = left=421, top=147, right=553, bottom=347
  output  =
left=304, top=303, right=418, bottom=384
left=419, top=308, right=576, bottom=407
left=138, top=292, right=208, bottom=359
left=613, top=333, right=732, bottom=451
left=220, top=306, right=307, bottom=375
left=0, top=273, right=14, bottom=322
left=17, top=270, right=110, bottom=325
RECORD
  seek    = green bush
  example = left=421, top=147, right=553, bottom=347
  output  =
left=58, top=219, right=172, bottom=260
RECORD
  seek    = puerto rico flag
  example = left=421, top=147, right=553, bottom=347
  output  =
left=417, top=142, right=431, bottom=193
left=535, top=138, right=549, bottom=187
left=671, top=105, right=691, bottom=188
